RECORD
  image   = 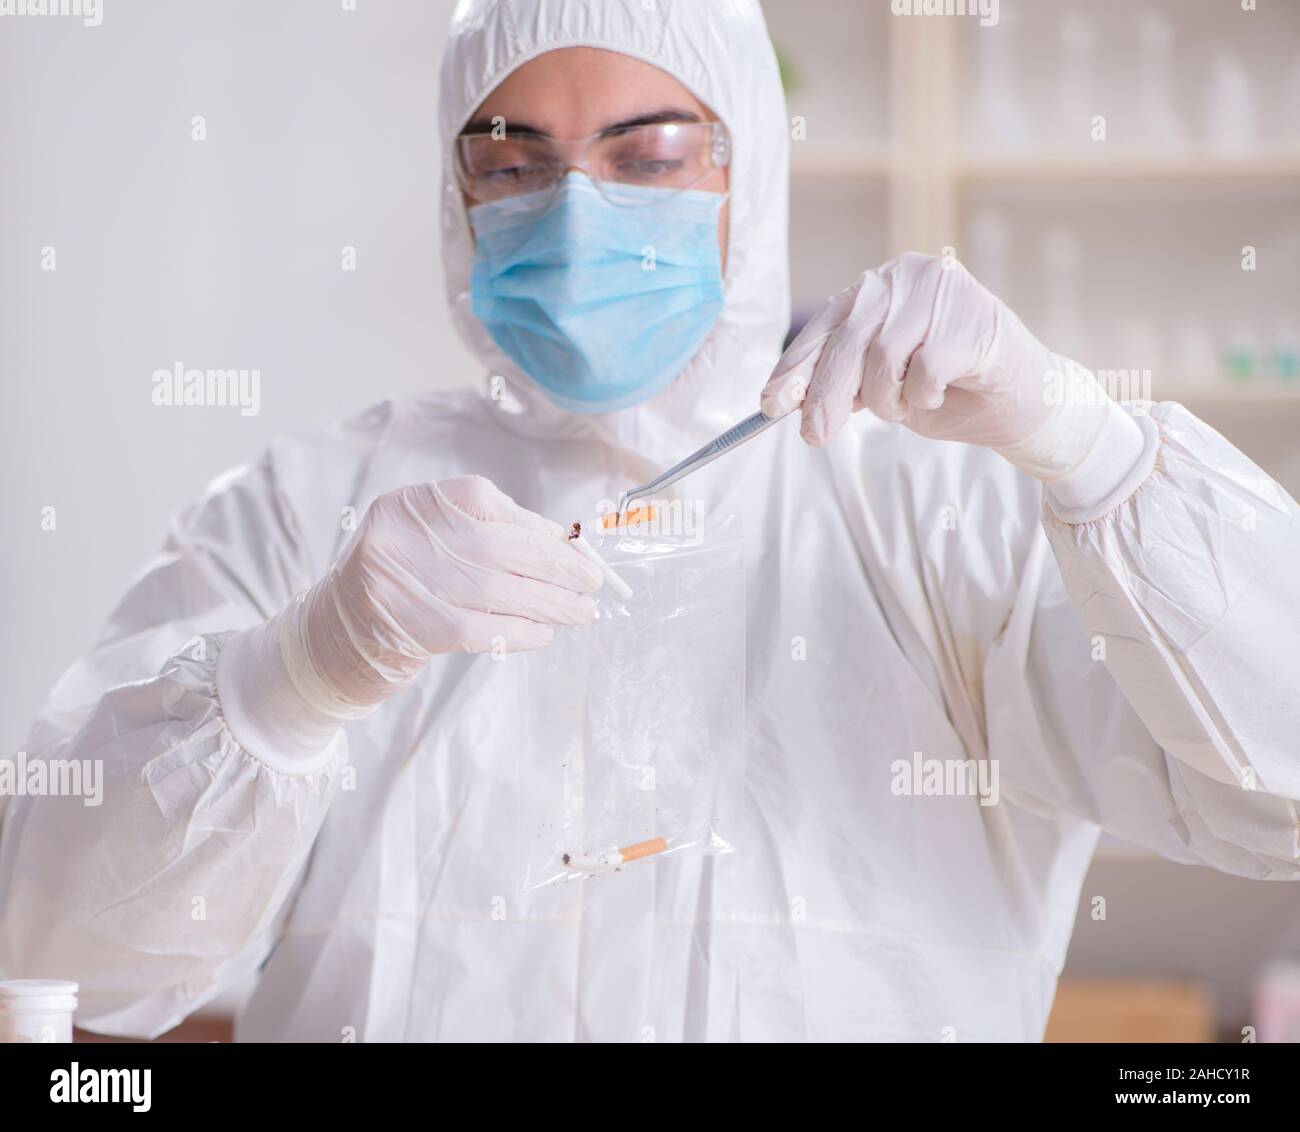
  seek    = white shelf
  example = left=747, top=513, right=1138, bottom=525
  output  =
left=790, top=149, right=893, bottom=180
left=1166, top=384, right=1300, bottom=406
left=788, top=151, right=1300, bottom=184
left=956, top=153, right=1300, bottom=183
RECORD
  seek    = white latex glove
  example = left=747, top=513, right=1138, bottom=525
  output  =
left=761, top=253, right=1147, bottom=512
left=277, top=475, right=602, bottom=719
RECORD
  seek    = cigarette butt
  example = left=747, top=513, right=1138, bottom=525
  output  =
left=562, top=836, right=669, bottom=873
left=618, top=836, right=668, bottom=863
left=568, top=523, right=633, bottom=602
left=602, top=504, right=656, bottom=530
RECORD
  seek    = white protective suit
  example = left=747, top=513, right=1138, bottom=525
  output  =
left=3, top=0, right=1299, bottom=1043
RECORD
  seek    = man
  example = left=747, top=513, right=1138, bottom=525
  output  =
left=2, top=0, right=1297, bottom=1042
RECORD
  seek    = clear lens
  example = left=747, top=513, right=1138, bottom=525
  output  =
left=457, top=134, right=564, bottom=200
left=457, top=122, right=729, bottom=206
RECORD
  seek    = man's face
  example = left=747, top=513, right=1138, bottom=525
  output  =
left=463, top=46, right=730, bottom=267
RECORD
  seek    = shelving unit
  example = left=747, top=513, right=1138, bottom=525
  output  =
left=774, top=1, right=1300, bottom=414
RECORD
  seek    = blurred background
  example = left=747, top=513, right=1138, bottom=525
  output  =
left=3, top=0, right=1299, bottom=1041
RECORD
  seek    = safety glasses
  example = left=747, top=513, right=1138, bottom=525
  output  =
left=455, top=120, right=731, bottom=209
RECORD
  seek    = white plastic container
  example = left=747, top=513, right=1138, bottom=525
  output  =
left=0, top=980, right=79, bottom=1043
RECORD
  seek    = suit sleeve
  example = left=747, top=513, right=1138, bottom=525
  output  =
left=0, top=453, right=346, bottom=1037
left=989, top=402, right=1300, bottom=877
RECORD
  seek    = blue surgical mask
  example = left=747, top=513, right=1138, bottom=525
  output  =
left=468, top=173, right=726, bottom=414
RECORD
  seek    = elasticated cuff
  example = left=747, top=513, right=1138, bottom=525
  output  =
left=1046, top=406, right=1159, bottom=524
left=215, top=616, right=345, bottom=774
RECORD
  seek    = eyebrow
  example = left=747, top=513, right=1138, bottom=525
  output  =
left=460, top=108, right=703, bottom=139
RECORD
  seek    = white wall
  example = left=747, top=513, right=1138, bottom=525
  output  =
left=1, top=0, right=476, bottom=753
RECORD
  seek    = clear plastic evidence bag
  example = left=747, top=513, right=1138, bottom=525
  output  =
left=514, top=508, right=745, bottom=888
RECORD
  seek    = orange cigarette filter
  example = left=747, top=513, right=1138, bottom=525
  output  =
left=618, top=836, right=668, bottom=863
left=562, top=835, right=669, bottom=872
left=601, top=504, right=656, bottom=530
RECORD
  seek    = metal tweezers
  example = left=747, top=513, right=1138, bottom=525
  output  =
left=615, top=408, right=793, bottom=517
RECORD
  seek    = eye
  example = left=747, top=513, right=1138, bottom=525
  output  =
left=614, top=157, right=685, bottom=178
left=469, top=140, right=558, bottom=181
left=482, top=163, right=549, bottom=183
